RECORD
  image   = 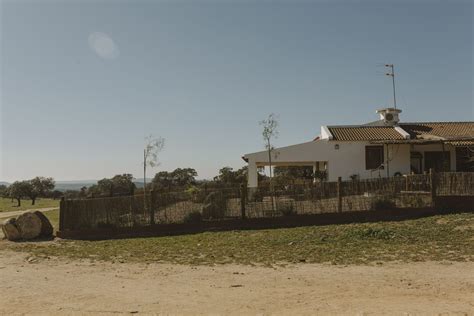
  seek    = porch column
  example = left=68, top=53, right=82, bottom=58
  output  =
left=312, top=163, right=316, bottom=183
left=312, top=162, right=320, bottom=183
left=247, top=159, right=258, bottom=188
left=449, top=145, right=456, bottom=171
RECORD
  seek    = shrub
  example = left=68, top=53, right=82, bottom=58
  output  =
left=280, top=203, right=297, bottom=216
left=349, top=174, right=359, bottom=181
left=372, top=197, right=396, bottom=211
left=183, top=211, right=202, bottom=223
left=313, top=170, right=327, bottom=181
left=403, top=195, right=426, bottom=208
left=187, top=186, right=207, bottom=203
left=251, top=190, right=264, bottom=202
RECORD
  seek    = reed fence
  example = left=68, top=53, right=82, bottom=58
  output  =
left=59, top=171, right=474, bottom=232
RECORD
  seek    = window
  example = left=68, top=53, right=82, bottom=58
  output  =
left=366, top=146, right=384, bottom=170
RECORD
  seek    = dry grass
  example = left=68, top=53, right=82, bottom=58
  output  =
left=2, top=212, right=473, bottom=266
left=42, top=209, right=60, bottom=230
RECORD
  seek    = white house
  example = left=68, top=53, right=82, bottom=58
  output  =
left=243, top=108, right=474, bottom=188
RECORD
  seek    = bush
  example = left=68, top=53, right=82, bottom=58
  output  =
left=251, top=190, right=264, bottom=202
left=183, top=211, right=202, bottom=223
left=187, top=186, right=208, bottom=203
left=313, top=170, right=327, bottom=181
left=280, top=203, right=297, bottom=216
left=402, top=195, right=426, bottom=208
left=372, top=197, right=396, bottom=211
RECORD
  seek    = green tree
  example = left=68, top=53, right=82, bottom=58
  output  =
left=8, top=181, right=31, bottom=207
left=95, top=174, right=136, bottom=197
left=63, top=190, right=80, bottom=199
left=28, top=177, right=55, bottom=205
left=78, top=186, right=88, bottom=198
left=50, top=190, right=63, bottom=200
left=0, top=185, right=7, bottom=198
left=274, top=166, right=314, bottom=180
left=111, top=174, right=136, bottom=195
left=214, top=167, right=234, bottom=183
left=171, top=168, right=198, bottom=187
left=152, top=171, right=173, bottom=190
left=86, top=184, right=101, bottom=198
left=260, top=113, right=279, bottom=211
left=152, top=168, right=198, bottom=190
left=143, top=135, right=165, bottom=208
left=97, top=178, right=114, bottom=197
left=213, top=166, right=248, bottom=184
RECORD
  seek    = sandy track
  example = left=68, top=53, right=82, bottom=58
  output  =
left=0, top=250, right=473, bottom=315
left=0, top=208, right=57, bottom=219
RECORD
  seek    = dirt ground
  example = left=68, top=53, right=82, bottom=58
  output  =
left=0, top=250, right=473, bottom=315
left=0, top=208, right=57, bottom=220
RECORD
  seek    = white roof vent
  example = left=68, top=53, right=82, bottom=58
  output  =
left=376, top=108, right=402, bottom=125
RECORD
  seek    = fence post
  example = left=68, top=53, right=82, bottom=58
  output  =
left=240, top=184, right=247, bottom=219
left=405, top=174, right=409, bottom=191
left=337, top=177, right=342, bottom=213
left=430, top=168, right=437, bottom=209
left=59, top=196, right=65, bottom=232
left=150, top=189, right=155, bottom=225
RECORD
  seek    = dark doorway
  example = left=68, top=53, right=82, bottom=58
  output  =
left=424, top=151, right=450, bottom=172
left=456, top=147, right=474, bottom=171
left=410, top=152, right=423, bottom=174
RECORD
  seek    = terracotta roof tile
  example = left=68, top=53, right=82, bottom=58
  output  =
left=399, top=122, right=474, bottom=140
left=328, top=126, right=404, bottom=141
left=446, top=140, right=474, bottom=147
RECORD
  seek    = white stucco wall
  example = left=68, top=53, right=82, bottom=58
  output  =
left=244, top=140, right=412, bottom=186
left=326, top=142, right=411, bottom=181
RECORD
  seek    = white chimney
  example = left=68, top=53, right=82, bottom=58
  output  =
left=376, top=107, right=402, bottom=125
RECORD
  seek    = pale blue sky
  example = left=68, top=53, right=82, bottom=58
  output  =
left=1, top=0, right=472, bottom=182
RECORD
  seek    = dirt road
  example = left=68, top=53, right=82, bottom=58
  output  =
left=0, top=250, right=473, bottom=315
left=0, top=207, right=57, bottom=219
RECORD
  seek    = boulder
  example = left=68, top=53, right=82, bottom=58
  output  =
left=2, top=218, right=21, bottom=241
left=16, top=212, right=42, bottom=240
left=34, top=211, right=54, bottom=237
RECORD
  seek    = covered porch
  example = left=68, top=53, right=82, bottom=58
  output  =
left=243, top=140, right=333, bottom=188
left=371, top=139, right=474, bottom=174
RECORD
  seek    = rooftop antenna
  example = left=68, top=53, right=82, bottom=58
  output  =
left=385, top=64, right=397, bottom=109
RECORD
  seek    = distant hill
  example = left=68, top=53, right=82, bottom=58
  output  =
left=0, top=179, right=153, bottom=191
left=133, top=178, right=153, bottom=188
left=54, top=180, right=98, bottom=192
left=53, top=178, right=152, bottom=191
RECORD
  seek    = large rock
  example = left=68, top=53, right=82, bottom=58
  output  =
left=2, top=218, right=21, bottom=241
left=34, top=211, right=54, bottom=237
left=16, top=212, right=42, bottom=240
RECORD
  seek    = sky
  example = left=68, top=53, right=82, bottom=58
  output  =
left=0, top=0, right=472, bottom=182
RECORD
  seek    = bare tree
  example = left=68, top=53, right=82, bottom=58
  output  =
left=143, top=135, right=165, bottom=206
left=260, top=113, right=279, bottom=212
